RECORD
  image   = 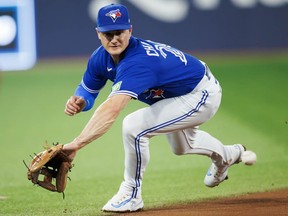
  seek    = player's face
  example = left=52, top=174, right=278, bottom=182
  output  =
left=97, top=28, right=132, bottom=63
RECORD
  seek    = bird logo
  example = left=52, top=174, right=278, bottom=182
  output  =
left=105, top=9, right=122, bottom=23
left=145, top=89, right=165, bottom=99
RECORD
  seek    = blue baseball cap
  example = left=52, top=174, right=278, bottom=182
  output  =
left=97, top=4, right=131, bottom=32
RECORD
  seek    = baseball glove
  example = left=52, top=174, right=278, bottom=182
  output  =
left=25, top=142, right=73, bottom=195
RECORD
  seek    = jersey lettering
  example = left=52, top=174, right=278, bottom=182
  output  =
left=141, top=40, right=187, bottom=65
left=140, top=41, right=159, bottom=57
left=154, top=42, right=187, bottom=65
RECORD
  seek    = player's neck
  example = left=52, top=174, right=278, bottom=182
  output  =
left=111, top=55, right=120, bottom=64
left=111, top=52, right=125, bottom=64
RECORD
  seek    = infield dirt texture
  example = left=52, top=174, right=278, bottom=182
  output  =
left=114, top=189, right=288, bottom=216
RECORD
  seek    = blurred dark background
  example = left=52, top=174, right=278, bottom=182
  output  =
left=34, top=0, right=288, bottom=58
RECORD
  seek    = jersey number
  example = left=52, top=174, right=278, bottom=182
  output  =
left=141, top=41, right=187, bottom=65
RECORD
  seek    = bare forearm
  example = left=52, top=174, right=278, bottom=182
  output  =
left=73, top=102, right=118, bottom=148
left=70, top=95, right=131, bottom=150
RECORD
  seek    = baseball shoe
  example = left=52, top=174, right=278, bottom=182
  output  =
left=204, top=144, right=251, bottom=187
left=102, top=191, right=144, bottom=212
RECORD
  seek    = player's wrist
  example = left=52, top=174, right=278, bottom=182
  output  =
left=63, top=142, right=80, bottom=152
left=71, top=137, right=88, bottom=150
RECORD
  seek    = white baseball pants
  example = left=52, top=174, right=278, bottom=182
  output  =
left=120, top=63, right=238, bottom=196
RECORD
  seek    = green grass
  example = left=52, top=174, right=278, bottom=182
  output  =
left=0, top=52, right=287, bottom=215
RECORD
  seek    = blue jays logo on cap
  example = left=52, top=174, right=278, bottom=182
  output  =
left=97, top=4, right=131, bottom=32
left=105, top=9, right=122, bottom=23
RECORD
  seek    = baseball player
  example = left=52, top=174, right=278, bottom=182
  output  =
left=63, top=4, right=256, bottom=212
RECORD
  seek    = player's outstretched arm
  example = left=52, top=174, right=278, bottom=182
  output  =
left=63, top=94, right=131, bottom=160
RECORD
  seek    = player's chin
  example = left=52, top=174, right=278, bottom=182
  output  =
left=108, top=47, right=123, bottom=55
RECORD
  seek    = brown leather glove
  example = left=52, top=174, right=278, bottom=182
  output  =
left=26, top=143, right=73, bottom=194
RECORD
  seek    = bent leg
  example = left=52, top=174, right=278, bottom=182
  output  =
left=120, top=86, right=220, bottom=193
left=167, top=128, right=241, bottom=165
left=120, top=67, right=231, bottom=193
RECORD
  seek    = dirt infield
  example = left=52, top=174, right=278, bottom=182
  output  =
left=113, top=189, right=288, bottom=216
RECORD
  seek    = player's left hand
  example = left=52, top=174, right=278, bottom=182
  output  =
left=64, top=96, right=86, bottom=116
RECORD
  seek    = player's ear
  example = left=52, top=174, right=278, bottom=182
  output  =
left=95, top=28, right=101, bottom=40
left=129, top=25, right=133, bottom=34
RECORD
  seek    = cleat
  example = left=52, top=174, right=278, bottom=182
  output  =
left=204, top=144, right=254, bottom=187
left=204, top=162, right=229, bottom=187
left=102, top=191, right=144, bottom=212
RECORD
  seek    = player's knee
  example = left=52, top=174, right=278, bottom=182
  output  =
left=122, top=114, right=140, bottom=137
left=123, top=116, right=132, bottom=135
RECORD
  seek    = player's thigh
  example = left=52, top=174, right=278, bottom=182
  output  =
left=123, top=90, right=215, bottom=137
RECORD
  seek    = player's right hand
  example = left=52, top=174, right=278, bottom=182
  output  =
left=64, top=96, right=86, bottom=116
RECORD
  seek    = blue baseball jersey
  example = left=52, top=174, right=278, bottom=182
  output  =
left=77, top=36, right=205, bottom=108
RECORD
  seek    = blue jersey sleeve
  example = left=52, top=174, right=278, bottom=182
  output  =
left=74, top=83, right=98, bottom=111
left=82, top=51, right=108, bottom=93
left=109, top=61, right=157, bottom=99
left=74, top=49, right=107, bottom=111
